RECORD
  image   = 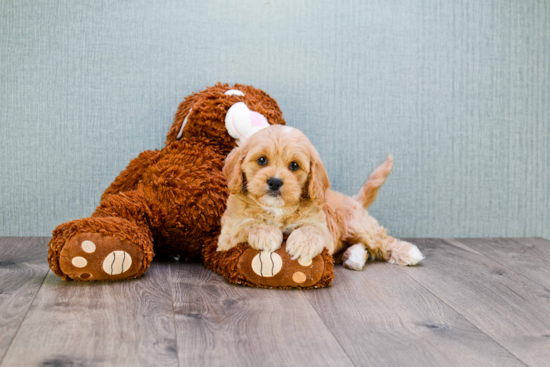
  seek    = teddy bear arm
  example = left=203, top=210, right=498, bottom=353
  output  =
left=101, top=150, right=161, bottom=201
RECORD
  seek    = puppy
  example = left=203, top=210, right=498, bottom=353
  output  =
left=217, top=125, right=424, bottom=270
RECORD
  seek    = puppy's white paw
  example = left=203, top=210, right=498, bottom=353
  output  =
left=342, top=244, right=367, bottom=271
left=286, top=227, right=326, bottom=262
left=406, top=244, right=425, bottom=265
left=389, top=241, right=425, bottom=266
left=248, top=225, right=283, bottom=252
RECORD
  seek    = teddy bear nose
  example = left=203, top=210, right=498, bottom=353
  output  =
left=267, top=177, right=283, bottom=191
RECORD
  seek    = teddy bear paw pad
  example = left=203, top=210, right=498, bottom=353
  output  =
left=58, top=233, right=144, bottom=281
left=238, top=244, right=325, bottom=288
left=102, top=250, right=132, bottom=275
left=251, top=251, right=283, bottom=277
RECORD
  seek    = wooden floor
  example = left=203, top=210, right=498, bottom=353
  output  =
left=1, top=238, right=550, bottom=367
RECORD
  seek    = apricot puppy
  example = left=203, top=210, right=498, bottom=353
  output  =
left=217, top=125, right=424, bottom=269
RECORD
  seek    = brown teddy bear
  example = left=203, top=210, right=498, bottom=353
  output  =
left=48, top=83, right=335, bottom=288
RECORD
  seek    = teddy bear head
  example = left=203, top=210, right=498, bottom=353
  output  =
left=166, top=83, right=286, bottom=154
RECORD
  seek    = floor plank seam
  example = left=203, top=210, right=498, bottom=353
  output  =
left=452, top=239, right=550, bottom=291
left=387, top=264, right=530, bottom=367
left=168, top=264, right=182, bottom=367
left=0, top=268, right=50, bottom=367
left=302, top=292, right=359, bottom=367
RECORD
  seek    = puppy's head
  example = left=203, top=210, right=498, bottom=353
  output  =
left=223, top=125, right=330, bottom=208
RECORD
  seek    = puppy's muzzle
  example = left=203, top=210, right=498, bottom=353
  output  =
left=267, top=177, right=283, bottom=194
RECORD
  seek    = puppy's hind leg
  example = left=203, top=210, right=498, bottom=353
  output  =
left=350, top=220, right=424, bottom=266
left=342, top=243, right=368, bottom=271
left=385, top=237, right=424, bottom=266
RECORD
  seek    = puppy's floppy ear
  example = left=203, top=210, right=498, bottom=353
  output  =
left=307, top=147, right=331, bottom=205
left=223, top=145, right=248, bottom=194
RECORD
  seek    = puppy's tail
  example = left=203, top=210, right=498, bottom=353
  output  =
left=353, top=155, right=393, bottom=209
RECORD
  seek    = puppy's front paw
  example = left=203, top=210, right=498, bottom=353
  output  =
left=248, top=224, right=283, bottom=252
left=286, top=227, right=326, bottom=262
left=217, top=232, right=239, bottom=252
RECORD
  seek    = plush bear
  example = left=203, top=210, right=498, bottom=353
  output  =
left=48, top=83, right=334, bottom=288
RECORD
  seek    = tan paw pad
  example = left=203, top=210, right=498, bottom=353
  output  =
left=81, top=240, right=96, bottom=253
left=298, top=258, right=312, bottom=267
left=71, top=256, right=87, bottom=268
left=102, top=251, right=132, bottom=275
left=251, top=252, right=283, bottom=277
left=292, top=271, right=306, bottom=283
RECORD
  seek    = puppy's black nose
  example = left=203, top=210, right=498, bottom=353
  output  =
left=267, top=177, right=283, bottom=191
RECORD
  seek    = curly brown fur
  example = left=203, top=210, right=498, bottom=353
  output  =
left=48, top=83, right=286, bottom=282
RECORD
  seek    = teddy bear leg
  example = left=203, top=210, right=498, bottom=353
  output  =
left=48, top=189, right=160, bottom=281
left=48, top=216, right=154, bottom=281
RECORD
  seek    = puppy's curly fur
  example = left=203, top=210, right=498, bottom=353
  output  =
left=218, top=125, right=424, bottom=270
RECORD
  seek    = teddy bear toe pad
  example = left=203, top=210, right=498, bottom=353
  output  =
left=59, top=233, right=143, bottom=281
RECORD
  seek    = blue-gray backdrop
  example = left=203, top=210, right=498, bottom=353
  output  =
left=1, top=0, right=549, bottom=239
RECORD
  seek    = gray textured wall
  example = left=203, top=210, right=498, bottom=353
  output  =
left=1, top=0, right=549, bottom=239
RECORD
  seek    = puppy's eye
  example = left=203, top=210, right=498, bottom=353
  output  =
left=289, top=162, right=300, bottom=171
left=257, top=157, right=267, bottom=166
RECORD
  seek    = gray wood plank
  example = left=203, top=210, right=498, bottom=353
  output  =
left=0, top=259, right=178, bottom=367
left=403, top=238, right=550, bottom=367
left=4, top=237, right=547, bottom=367
left=455, top=238, right=550, bottom=289
left=170, top=262, right=354, bottom=367
left=0, top=237, right=50, bottom=364
left=304, top=262, right=525, bottom=367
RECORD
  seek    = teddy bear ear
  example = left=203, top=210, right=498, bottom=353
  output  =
left=225, top=102, right=270, bottom=146
left=165, top=94, right=198, bottom=145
